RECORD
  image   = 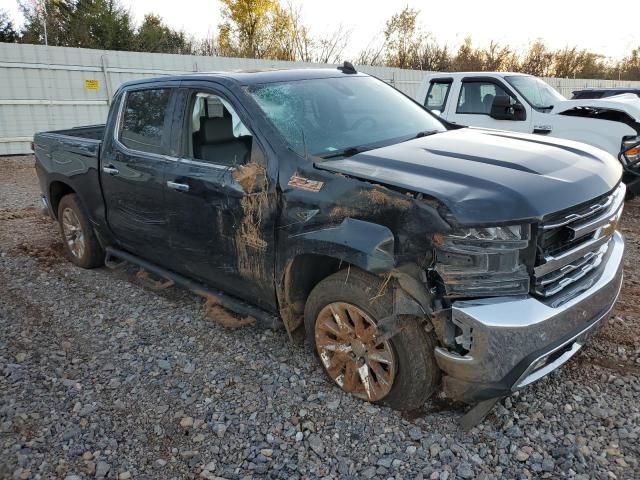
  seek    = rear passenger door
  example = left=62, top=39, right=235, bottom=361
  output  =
left=101, top=86, right=177, bottom=263
left=163, top=86, right=278, bottom=311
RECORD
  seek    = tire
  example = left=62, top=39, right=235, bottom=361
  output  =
left=304, top=268, right=440, bottom=411
left=57, top=194, right=104, bottom=269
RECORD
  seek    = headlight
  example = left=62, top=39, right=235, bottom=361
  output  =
left=432, top=224, right=531, bottom=297
left=622, top=136, right=640, bottom=166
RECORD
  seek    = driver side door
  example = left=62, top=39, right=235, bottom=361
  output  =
left=163, top=85, right=279, bottom=311
left=449, top=79, right=532, bottom=132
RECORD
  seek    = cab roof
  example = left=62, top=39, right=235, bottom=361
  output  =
left=118, top=67, right=369, bottom=90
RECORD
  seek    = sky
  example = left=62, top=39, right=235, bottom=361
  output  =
left=2, top=0, right=639, bottom=60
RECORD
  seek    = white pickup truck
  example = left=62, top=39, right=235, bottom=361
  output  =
left=416, top=72, right=640, bottom=195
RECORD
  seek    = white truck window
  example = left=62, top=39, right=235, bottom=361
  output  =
left=456, top=82, right=511, bottom=115
left=425, top=81, right=451, bottom=112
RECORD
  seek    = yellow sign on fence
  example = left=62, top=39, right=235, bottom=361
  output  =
left=84, top=79, right=100, bottom=91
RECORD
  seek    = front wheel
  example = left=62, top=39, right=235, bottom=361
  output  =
left=304, top=268, right=440, bottom=411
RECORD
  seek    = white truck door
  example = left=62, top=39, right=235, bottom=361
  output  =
left=447, top=78, right=532, bottom=133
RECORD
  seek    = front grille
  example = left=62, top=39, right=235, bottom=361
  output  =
left=533, top=184, right=625, bottom=298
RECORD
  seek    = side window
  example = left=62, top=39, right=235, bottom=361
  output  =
left=187, top=92, right=253, bottom=166
left=456, top=81, right=513, bottom=115
left=425, top=81, right=451, bottom=112
left=119, top=89, right=172, bottom=154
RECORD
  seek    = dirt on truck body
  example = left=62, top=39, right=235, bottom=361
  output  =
left=32, top=64, right=626, bottom=426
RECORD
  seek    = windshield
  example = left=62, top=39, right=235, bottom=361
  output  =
left=505, top=75, right=565, bottom=109
left=248, top=76, right=445, bottom=157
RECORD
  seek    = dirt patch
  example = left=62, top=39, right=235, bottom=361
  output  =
left=234, top=163, right=269, bottom=280
left=16, top=241, right=66, bottom=267
left=580, top=355, right=640, bottom=376
left=202, top=294, right=256, bottom=329
left=329, top=206, right=360, bottom=219
left=328, top=187, right=413, bottom=220
left=0, top=207, right=41, bottom=221
left=233, top=162, right=266, bottom=194
left=363, top=187, right=412, bottom=210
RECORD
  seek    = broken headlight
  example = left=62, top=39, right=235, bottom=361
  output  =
left=622, top=136, right=640, bottom=166
left=432, top=224, right=531, bottom=297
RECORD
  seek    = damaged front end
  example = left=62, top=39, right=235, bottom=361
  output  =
left=427, top=186, right=625, bottom=412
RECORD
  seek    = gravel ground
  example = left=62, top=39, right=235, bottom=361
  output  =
left=1, top=155, right=639, bottom=480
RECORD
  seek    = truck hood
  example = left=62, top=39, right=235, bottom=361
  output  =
left=316, top=128, right=622, bottom=225
left=551, top=93, right=640, bottom=122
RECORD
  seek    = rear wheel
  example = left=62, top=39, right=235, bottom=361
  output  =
left=304, top=268, right=440, bottom=411
left=57, top=194, right=103, bottom=268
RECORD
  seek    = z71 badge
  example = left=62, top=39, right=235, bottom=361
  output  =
left=287, top=174, right=324, bottom=192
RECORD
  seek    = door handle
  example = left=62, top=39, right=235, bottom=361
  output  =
left=167, top=180, right=190, bottom=192
left=102, top=165, right=119, bottom=175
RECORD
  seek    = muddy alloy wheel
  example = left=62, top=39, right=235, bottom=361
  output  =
left=57, top=193, right=104, bottom=269
left=315, top=301, right=397, bottom=401
left=305, top=268, right=440, bottom=411
left=61, top=207, right=85, bottom=259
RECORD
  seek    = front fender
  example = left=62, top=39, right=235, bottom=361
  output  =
left=289, top=217, right=395, bottom=273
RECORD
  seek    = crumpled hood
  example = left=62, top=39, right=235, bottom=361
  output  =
left=317, top=128, right=622, bottom=225
left=551, top=93, right=640, bottom=121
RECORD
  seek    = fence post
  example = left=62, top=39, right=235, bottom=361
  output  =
left=101, top=54, right=113, bottom=105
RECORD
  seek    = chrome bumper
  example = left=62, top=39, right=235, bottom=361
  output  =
left=435, top=231, right=624, bottom=403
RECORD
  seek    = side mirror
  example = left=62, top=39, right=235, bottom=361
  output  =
left=431, top=109, right=442, bottom=116
left=490, top=95, right=516, bottom=120
left=513, top=103, right=526, bottom=121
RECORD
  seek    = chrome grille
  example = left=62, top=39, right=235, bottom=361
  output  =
left=534, top=184, right=625, bottom=298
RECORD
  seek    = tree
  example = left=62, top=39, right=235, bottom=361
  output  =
left=415, top=35, right=451, bottom=71
left=482, top=41, right=515, bottom=71
left=617, top=47, right=640, bottom=80
left=66, top=0, right=134, bottom=50
left=19, top=0, right=75, bottom=46
left=217, top=0, right=294, bottom=59
left=0, top=8, right=19, bottom=42
left=19, top=0, right=134, bottom=50
left=134, top=14, right=193, bottom=54
left=285, top=3, right=350, bottom=63
left=519, top=40, right=554, bottom=77
left=383, top=6, right=421, bottom=69
left=355, top=39, right=386, bottom=66
left=452, top=37, right=483, bottom=71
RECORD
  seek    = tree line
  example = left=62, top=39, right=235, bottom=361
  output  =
left=1, top=2, right=639, bottom=80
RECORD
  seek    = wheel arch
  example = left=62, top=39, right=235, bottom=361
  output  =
left=49, top=180, right=76, bottom=219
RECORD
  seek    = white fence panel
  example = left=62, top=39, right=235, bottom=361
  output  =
left=1, top=42, right=639, bottom=154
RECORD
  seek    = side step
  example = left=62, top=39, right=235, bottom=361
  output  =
left=105, top=247, right=280, bottom=330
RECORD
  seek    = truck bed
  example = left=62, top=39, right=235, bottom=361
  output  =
left=34, top=124, right=104, bottom=162
left=42, top=124, right=105, bottom=142
left=33, top=124, right=104, bottom=205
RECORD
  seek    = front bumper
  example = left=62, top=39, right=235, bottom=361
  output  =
left=435, top=231, right=624, bottom=403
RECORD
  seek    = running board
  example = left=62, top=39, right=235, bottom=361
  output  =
left=105, top=247, right=280, bottom=330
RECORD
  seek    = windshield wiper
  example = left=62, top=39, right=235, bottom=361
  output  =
left=413, top=129, right=441, bottom=139
left=320, top=145, right=371, bottom=159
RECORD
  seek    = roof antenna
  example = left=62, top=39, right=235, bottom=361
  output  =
left=337, top=61, right=357, bottom=74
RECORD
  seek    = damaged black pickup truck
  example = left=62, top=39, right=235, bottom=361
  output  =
left=34, top=65, right=625, bottom=421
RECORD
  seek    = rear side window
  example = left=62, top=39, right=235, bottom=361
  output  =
left=119, top=89, right=172, bottom=155
left=425, top=81, right=451, bottom=112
